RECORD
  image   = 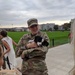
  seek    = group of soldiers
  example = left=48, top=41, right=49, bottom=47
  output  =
left=0, top=18, right=50, bottom=75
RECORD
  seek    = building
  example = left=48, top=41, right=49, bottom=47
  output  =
left=58, top=25, right=64, bottom=30
left=40, top=23, right=55, bottom=31
left=0, top=27, right=28, bottom=32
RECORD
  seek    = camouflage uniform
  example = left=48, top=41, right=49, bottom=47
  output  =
left=16, top=31, right=49, bottom=75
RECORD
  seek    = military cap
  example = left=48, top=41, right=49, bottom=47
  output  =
left=27, top=18, right=38, bottom=27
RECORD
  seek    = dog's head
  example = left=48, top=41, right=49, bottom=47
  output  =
left=34, top=36, right=49, bottom=46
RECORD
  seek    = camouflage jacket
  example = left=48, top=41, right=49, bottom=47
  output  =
left=16, top=31, right=49, bottom=59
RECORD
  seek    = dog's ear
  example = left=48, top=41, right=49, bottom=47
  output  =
left=34, top=36, right=42, bottom=43
left=42, top=40, right=49, bottom=46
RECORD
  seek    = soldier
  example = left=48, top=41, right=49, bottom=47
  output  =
left=16, top=18, right=50, bottom=75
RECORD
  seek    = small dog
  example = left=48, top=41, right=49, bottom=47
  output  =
left=34, top=36, right=49, bottom=46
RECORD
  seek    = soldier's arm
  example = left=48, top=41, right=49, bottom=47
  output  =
left=21, top=46, right=48, bottom=59
left=15, top=34, right=28, bottom=57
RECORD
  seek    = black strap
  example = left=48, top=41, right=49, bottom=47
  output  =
left=6, top=56, right=11, bottom=70
left=2, top=57, right=6, bottom=69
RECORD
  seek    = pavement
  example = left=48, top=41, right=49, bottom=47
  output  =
left=46, top=43, right=74, bottom=75
left=0, top=43, right=74, bottom=75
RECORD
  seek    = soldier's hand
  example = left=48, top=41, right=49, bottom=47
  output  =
left=21, top=50, right=28, bottom=59
left=17, top=49, right=23, bottom=56
left=17, top=49, right=22, bottom=54
left=26, top=42, right=37, bottom=48
left=21, top=51, right=25, bottom=59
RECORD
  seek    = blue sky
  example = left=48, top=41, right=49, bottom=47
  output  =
left=0, top=0, right=75, bottom=27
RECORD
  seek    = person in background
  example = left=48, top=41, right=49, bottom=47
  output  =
left=0, top=30, right=17, bottom=70
left=0, top=44, right=4, bottom=70
left=68, top=32, right=72, bottom=43
left=16, top=18, right=50, bottom=75
left=69, top=19, right=75, bottom=75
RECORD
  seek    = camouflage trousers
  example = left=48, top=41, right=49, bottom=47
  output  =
left=22, top=69, right=48, bottom=75
left=21, top=59, right=48, bottom=75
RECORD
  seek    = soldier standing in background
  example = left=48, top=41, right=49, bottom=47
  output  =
left=16, top=18, right=50, bottom=75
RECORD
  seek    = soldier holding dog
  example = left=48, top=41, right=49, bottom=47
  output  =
left=16, top=18, right=50, bottom=75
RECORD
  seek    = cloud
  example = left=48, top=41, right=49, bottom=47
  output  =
left=0, top=0, right=75, bottom=27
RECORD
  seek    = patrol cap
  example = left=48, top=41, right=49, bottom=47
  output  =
left=27, top=18, right=38, bottom=27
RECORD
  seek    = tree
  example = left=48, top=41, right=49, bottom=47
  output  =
left=48, top=28, right=52, bottom=31
left=62, top=22, right=71, bottom=30
left=54, top=25, right=58, bottom=31
left=63, top=23, right=68, bottom=30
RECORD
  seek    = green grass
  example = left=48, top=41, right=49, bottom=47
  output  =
left=8, top=31, right=69, bottom=47
left=46, top=31, right=69, bottom=47
left=46, top=31, right=69, bottom=39
left=8, top=32, right=28, bottom=43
